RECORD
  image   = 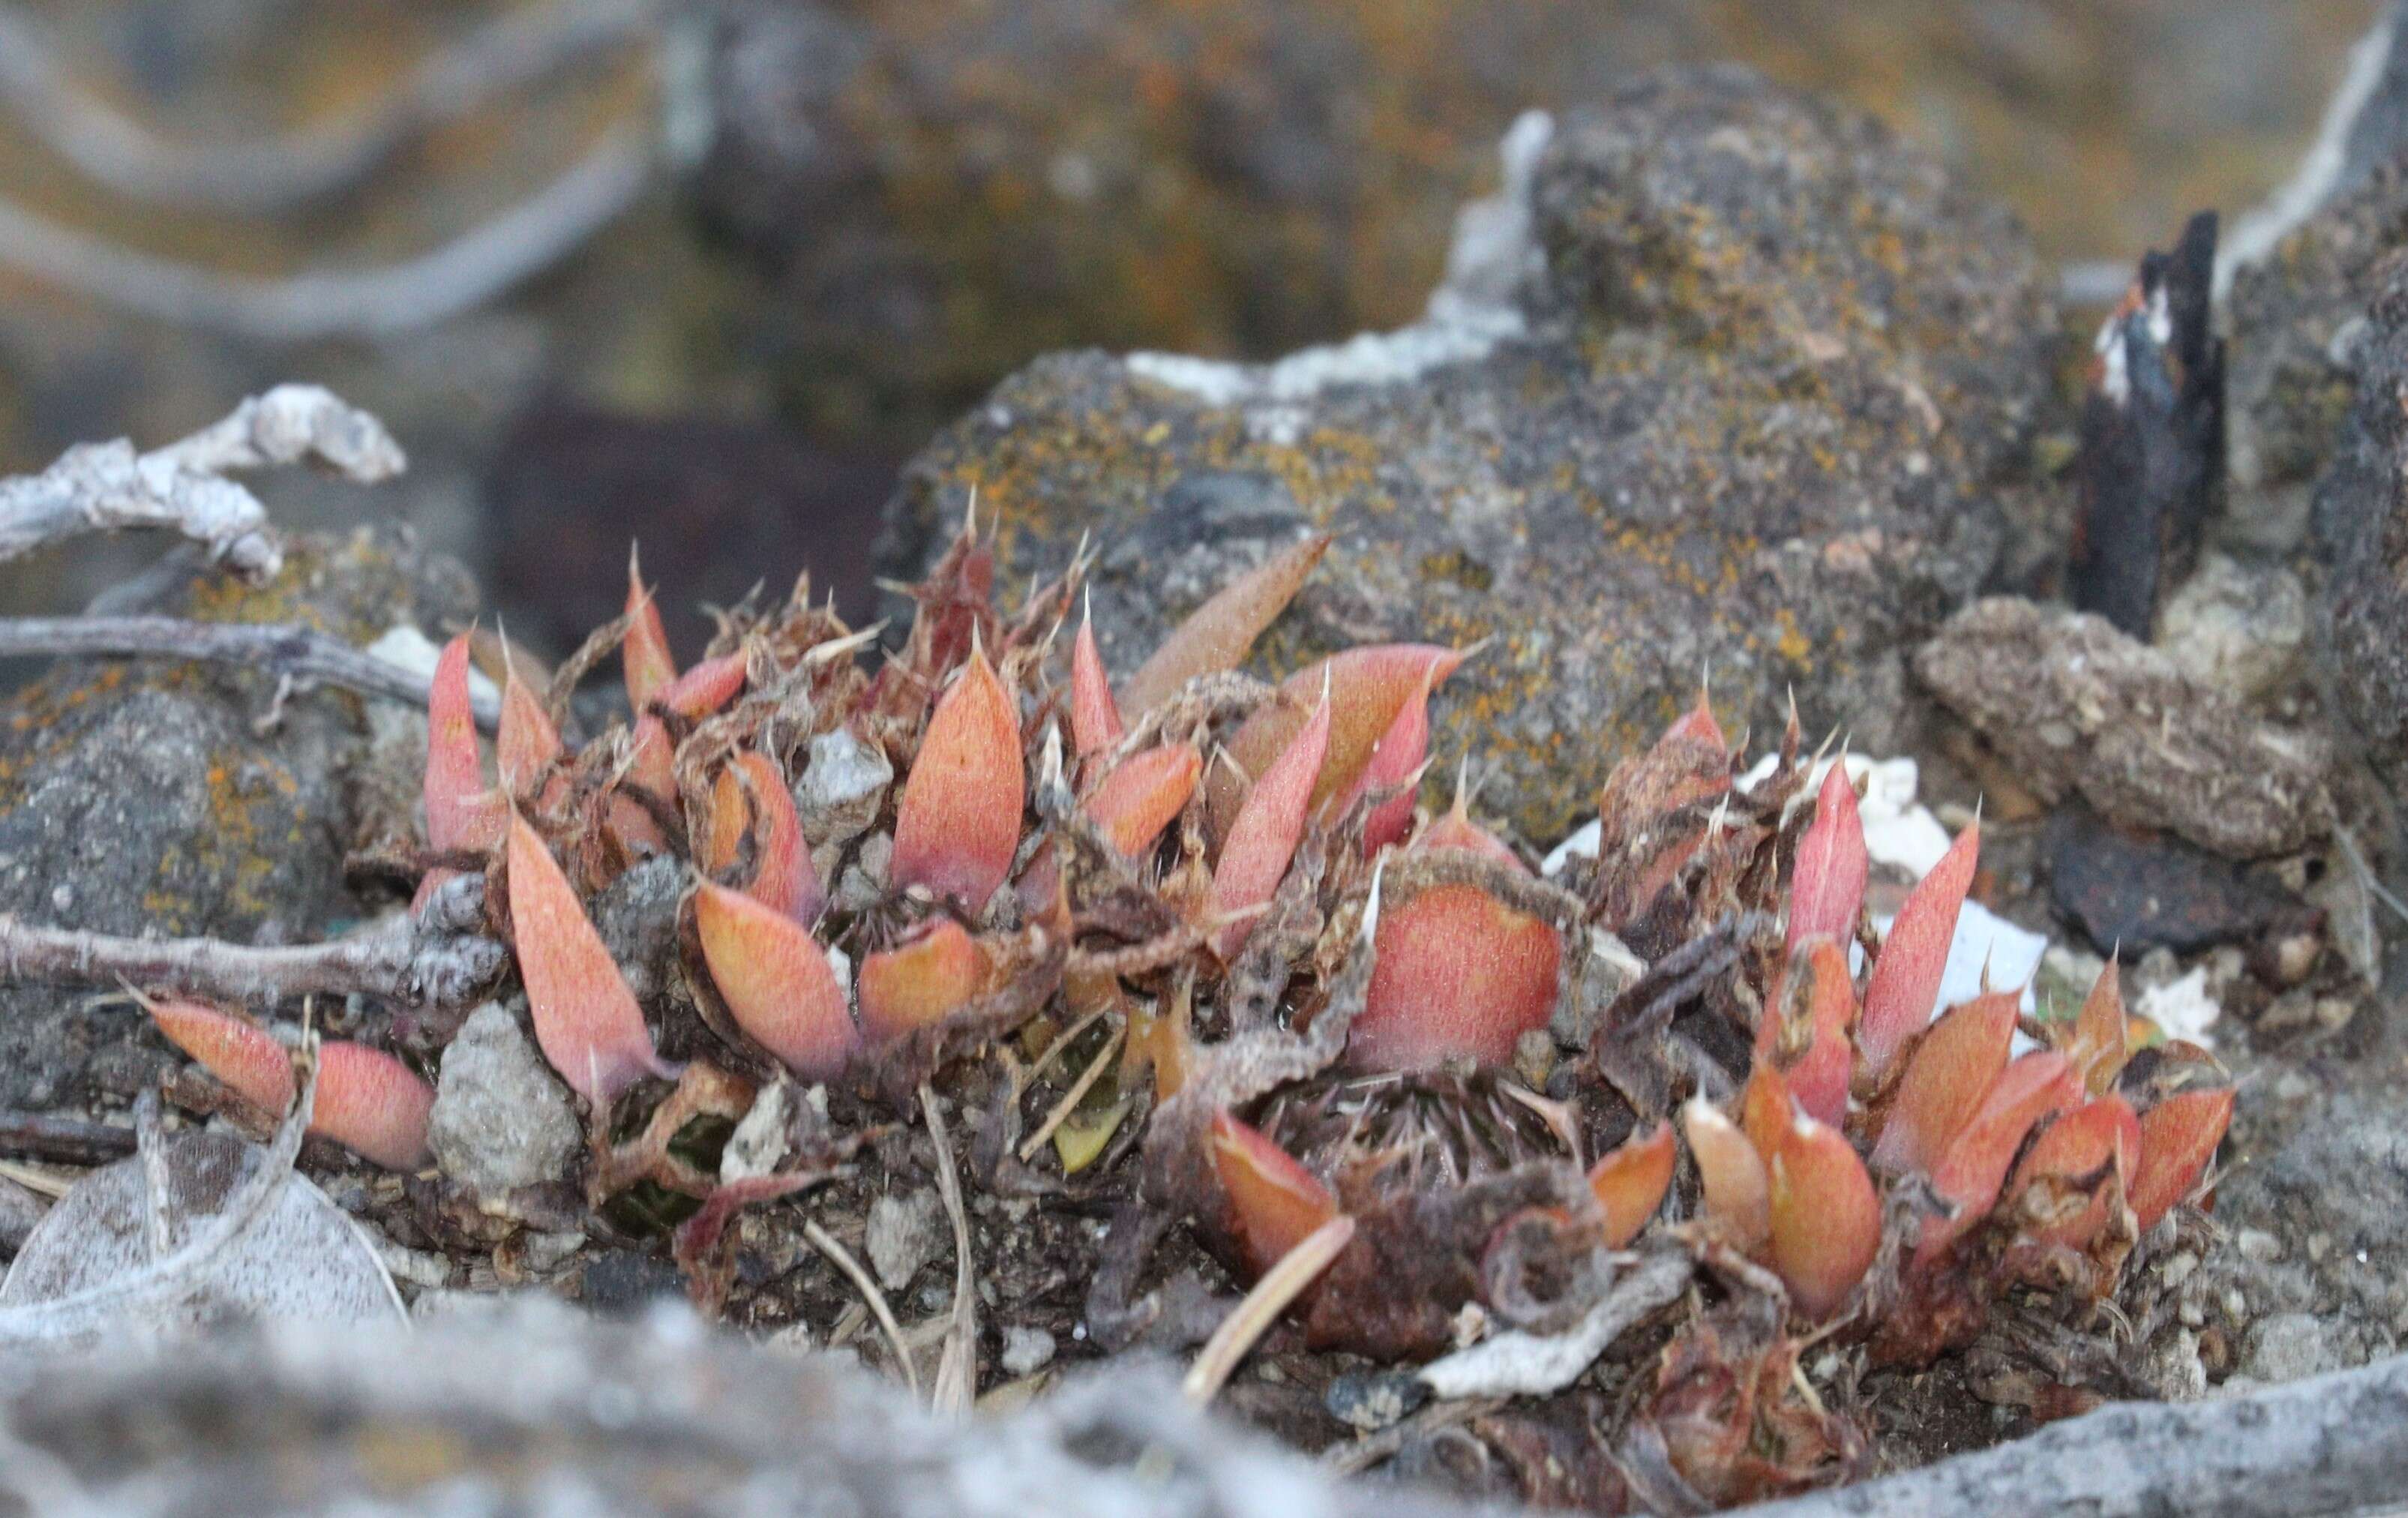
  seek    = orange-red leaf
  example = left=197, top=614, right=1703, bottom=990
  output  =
left=1351, top=881, right=1561, bottom=1070
left=1207, top=687, right=1331, bottom=960
left=694, top=880, right=857, bottom=1080
left=1210, top=644, right=1465, bottom=832
left=708, top=752, right=824, bottom=923
left=1084, top=743, right=1201, bottom=861
left=148, top=998, right=293, bottom=1114
left=891, top=647, right=1024, bottom=914
left=1070, top=613, right=1123, bottom=758
left=2009, top=1094, right=2140, bottom=1250
left=1210, top=1108, right=1339, bottom=1278
left=507, top=811, right=676, bottom=1104
left=1915, top=1050, right=2081, bottom=1268
left=1121, top=532, right=1331, bottom=716
left=1870, top=991, right=2020, bottom=1176
left=1766, top=1109, right=1881, bottom=1320
left=1684, top=1096, right=1770, bottom=1254
left=313, top=1042, right=436, bottom=1171
left=1664, top=688, right=1729, bottom=758
left=1588, top=1120, right=1676, bottom=1249
left=1859, top=821, right=1981, bottom=1077
left=624, top=547, right=677, bottom=710
left=856, top=917, right=989, bottom=1046
left=1346, top=663, right=1435, bottom=854
left=658, top=652, right=748, bottom=720
left=2128, top=1087, right=2236, bottom=1234
left=1756, top=936, right=1855, bottom=1127
left=1788, top=765, right=1867, bottom=952
left=2065, top=960, right=2132, bottom=1096
left=496, top=666, right=562, bottom=793
left=425, top=632, right=500, bottom=851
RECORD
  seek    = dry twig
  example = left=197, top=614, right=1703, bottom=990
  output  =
left=0, top=910, right=505, bottom=1010
left=804, top=1219, right=921, bottom=1400
left=1183, top=1215, right=1356, bottom=1404
left=922, top=1084, right=979, bottom=1417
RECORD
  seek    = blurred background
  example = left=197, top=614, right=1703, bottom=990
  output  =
left=0, top=0, right=2380, bottom=662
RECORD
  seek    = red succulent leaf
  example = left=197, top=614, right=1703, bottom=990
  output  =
left=146, top=998, right=294, bottom=1114
left=1345, top=663, right=1435, bottom=855
left=856, top=916, right=989, bottom=1046
left=1416, top=785, right=1526, bottom=871
left=1664, top=688, right=1729, bottom=758
left=1208, top=644, right=1465, bottom=834
left=706, top=752, right=824, bottom=924
left=1082, top=743, right=1201, bottom=861
left=1207, top=685, right=1331, bottom=960
left=2063, top=959, right=2132, bottom=1096
left=312, top=1042, right=436, bottom=1171
left=1350, top=881, right=1561, bottom=1070
left=1858, top=820, right=1980, bottom=1077
left=890, top=645, right=1025, bottom=914
left=1914, top=1050, right=2081, bottom=1270
left=1684, top=1096, right=1771, bottom=1255
left=496, top=665, right=562, bottom=792
left=1738, top=1062, right=1793, bottom=1162
left=1069, top=610, right=1124, bottom=758
left=1870, top=991, right=2019, bottom=1176
left=1588, top=1120, right=1676, bottom=1249
left=1210, top=1108, right=1339, bottom=1278
left=2128, top=1087, right=2236, bottom=1234
left=1788, top=765, right=1867, bottom=952
left=623, top=545, right=678, bottom=711
left=658, top=652, right=748, bottom=721
left=424, top=632, right=501, bottom=851
left=2008, top=1094, right=2140, bottom=1251
left=1756, top=936, right=1855, bottom=1126
left=694, top=880, right=858, bottom=1081
left=507, top=810, right=678, bottom=1104
left=1121, top=532, right=1331, bottom=716
left=1766, top=1108, right=1882, bottom=1321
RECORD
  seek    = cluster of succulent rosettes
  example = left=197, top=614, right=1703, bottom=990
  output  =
left=139, top=519, right=2233, bottom=1394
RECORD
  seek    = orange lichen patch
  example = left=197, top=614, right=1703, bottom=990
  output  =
left=1870, top=992, right=2019, bottom=1176
left=1787, top=764, right=1866, bottom=952
left=1590, top=1120, right=1677, bottom=1249
left=506, top=811, right=676, bottom=1105
left=147, top=998, right=294, bottom=1114
left=1206, top=686, right=1330, bottom=961
left=1211, top=1108, right=1339, bottom=1278
left=1351, top=881, right=1561, bottom=1070
left=1082, top=742, right=1201, bottom=861
left=2128, top=1087, right=2236, bottom=1234
left=1858, top=820, right=1979, bottom=1077
left=694, top=880, right=858, bottom=1081
left=1914, top=1052, right=2081, bottom=1269
left=891, top=646, right=1025, bottom=914
left=1765, top=1109, right=1881, bottom=1321
left=312, top=1042, right=436, bottom=1172
left=623, top=546, right=677, bottom=711
left=1209, top=644, right=1465, bottom=832
left=1069, top=612, right=1124, bottom=757
left=857, top=917, right=990, bottom=1046
left=1684, top=1096, right=1771, bottom=1254
left=1121, top=532, right=1330, bottom=715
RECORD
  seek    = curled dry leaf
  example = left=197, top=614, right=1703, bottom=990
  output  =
left=506, top=810, right=677, bottom=1105
left=1858, top=821, right=1980, bottom=1077
left=1120, top=532, right=1331, bottom=716
left=694, top=880, right=857, bottom=1081
left=891, top=646, right=1024, bottom=914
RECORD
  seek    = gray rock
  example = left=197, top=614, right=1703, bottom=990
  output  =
left=2155, top=552, right=2308, bottom=702
left=864, top=1190, right=948, bottom=1292
left=1915, top=598, right=2332, bottom=858
left=2302, top=260, right=2408, bottom=796
left=886, top=67, right=2057, bottom=843
left=796, top=727, right=891, bottom=850
left=588, top=854, right=687, bottom=1009
left=1000, top=1324, right=1057, bottom=1377
left=0, top=530, right=475, bottom=1112
left=2246, top=1313, right=2341, bottom=1384
left=426, top=1004, right=580, bottom=1197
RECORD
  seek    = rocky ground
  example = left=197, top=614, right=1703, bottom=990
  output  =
left=0, top=6, right=2406, bottom=1517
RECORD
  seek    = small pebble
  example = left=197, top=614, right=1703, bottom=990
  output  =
left=865, top=1191, right=948, bottom=1292
left=2236, top=1228, right=2284, bottom=1264
left=1000, top=1325, right=1057, bottom=1376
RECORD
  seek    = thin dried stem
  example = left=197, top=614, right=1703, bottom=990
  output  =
left=0, top=616, right=499, bottom=729
left=922, top=1084, right=978, bottom=1417
left=803, top=1219, right=921, bottom=1400
left=0, top=910, right=505, bottom=1010
left=1019, top=1024, right=1126, bottom=1163
left=1183, top=1214, right=1355, bottom=1404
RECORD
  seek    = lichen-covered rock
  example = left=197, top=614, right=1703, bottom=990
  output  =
left=884, top=67, right=2057, bottom=844
left=2305, top=257, right=2408, bottom=797
left=0, top=529, right=474, bottom=1109
left=1915, top=598, right=2332, bottom=858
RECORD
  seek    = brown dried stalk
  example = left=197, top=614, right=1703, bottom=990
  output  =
left=0, top=911, right=505, bottom=1010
